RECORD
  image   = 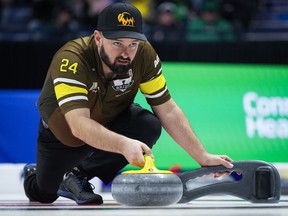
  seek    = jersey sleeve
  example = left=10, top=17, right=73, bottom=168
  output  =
left=49, top=46, right=90, bottom=114
left=138, top=42, right=171, bottom=106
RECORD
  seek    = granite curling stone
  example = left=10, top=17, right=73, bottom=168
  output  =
left=111, top=156, right=183, bottom=206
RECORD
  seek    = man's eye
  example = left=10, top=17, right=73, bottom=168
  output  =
left=113, top=42, right=120, bottom=46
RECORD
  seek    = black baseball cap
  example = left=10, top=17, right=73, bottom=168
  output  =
left=97, top=2, right=147, bottom=41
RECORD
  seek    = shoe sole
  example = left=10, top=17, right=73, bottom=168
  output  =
left=57, top=189, right=103, bottom=205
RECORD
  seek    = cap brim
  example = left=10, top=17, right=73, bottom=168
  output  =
left=102, top=31, right=147, bottom=41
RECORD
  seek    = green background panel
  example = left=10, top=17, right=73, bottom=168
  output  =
left=125, top=63, right=288, bottom=171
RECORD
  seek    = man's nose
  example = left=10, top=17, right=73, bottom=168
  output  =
left=120, top=47, right=129, bottom=58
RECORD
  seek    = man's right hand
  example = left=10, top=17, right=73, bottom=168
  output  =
left=122, top=139, right=154, bottom=167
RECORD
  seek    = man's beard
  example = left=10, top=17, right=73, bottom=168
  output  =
left=100, top=46, right=131, bottom=76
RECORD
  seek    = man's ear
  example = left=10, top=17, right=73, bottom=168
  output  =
left=94, top=30, right=102, bottom=47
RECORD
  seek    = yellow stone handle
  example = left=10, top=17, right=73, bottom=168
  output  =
left=122, top=155, right=173, bottom=174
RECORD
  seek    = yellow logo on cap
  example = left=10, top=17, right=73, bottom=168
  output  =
left=117, top=12, right=135, bottom=27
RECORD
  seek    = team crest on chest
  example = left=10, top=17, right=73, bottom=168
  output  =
left=112, top=69, right=134, bottom=92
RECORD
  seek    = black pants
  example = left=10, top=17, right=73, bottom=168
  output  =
left=24, top=104, right=162, bottom=203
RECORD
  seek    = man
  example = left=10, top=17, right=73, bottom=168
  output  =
left=23, top=2, right=233, bottom=205
left=185, top=0, right=237, bottom=42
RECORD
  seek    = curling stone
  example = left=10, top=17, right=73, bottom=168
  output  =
left=177, top=160, right=281, bottom=203
left=111, top=156, right=183, bottom=206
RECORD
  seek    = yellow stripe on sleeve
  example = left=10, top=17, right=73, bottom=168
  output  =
left=55, top=83, right=88, bottom=100
left=139, top=74, right=166, bottom=94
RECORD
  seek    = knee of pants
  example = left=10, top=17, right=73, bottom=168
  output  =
left=24, top=174, right=58, bottom=203
left=110, top=106, right=162, bottom=148
left=140, top=112, right=162, bottom=148
left=38, top=194, right=58, bottom=203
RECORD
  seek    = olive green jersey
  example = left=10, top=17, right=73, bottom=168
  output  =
left=37, top=35, right=171, bottom=146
